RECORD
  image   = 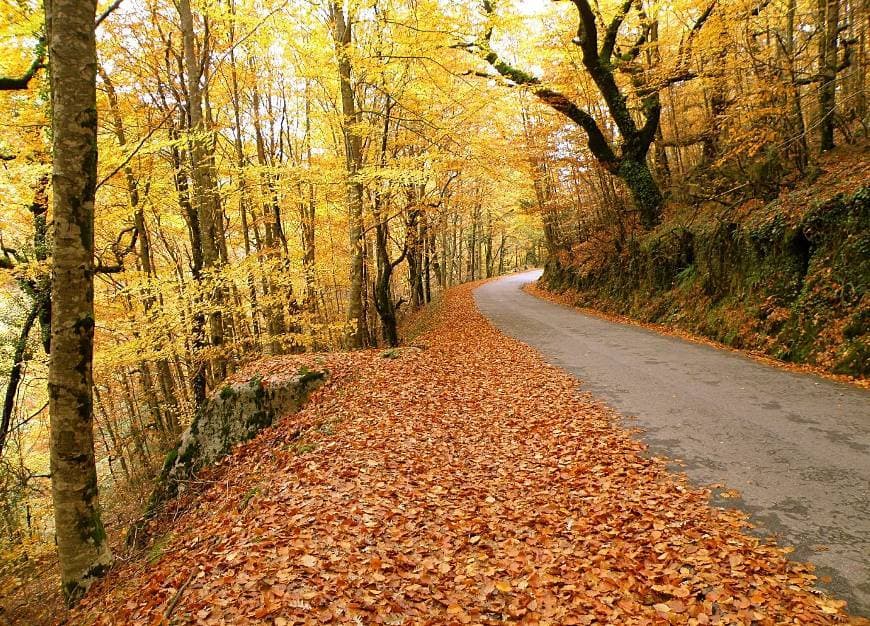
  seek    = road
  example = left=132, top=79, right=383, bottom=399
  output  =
left=474, top=270, right=870, bottom=616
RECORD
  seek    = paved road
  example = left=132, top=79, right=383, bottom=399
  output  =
left=475, top=270, right=870, bottom=616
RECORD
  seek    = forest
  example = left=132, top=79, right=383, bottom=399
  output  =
left=0, top=0, right=867, bottom=622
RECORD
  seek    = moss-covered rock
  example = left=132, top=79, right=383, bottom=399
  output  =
left=136, top=368, right=326, bottom=534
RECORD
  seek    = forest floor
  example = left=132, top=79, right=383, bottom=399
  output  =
left=69, top=281, right=861, bottom=625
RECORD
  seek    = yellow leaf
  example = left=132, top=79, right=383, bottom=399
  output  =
left=300, top=554, right=319, bottom=568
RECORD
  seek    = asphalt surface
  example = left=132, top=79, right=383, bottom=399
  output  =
left=474, top=270, right=870, bottom=616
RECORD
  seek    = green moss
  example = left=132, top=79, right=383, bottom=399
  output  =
left=543, top=186, right=868, bottom=374
left=219, top=384, right=236, bottom=400
left=844, top=310, right=868, bottom=340
left=833, top=340, right=870, bottom=377
left=297, top=366, right=326, bottom=385
left=146, top=534, right=172, bottom=563
left=289, top=438, right=317, bottom=455
left=89, top=513, right=107, bottom=547
left=238, top=486, right=260, bottom=511
left=178, top=439, right=200, bottom=467
left=161, top=447, right=178, bottom=474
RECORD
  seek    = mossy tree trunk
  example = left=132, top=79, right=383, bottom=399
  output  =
left=618, top=158, right=664, bottom=230
left=45, top=0, right=112, bottom=603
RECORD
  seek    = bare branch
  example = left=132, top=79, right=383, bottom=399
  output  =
left=95, top=0, right=125, bottom=28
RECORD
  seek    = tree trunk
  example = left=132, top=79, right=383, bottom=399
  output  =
left=618, top=158, right=663, bottom=230
left=330, top=3, right=367, bottom=348
left=371, top=98, right=401, bottom=346
left=45, top=0, right=112, bottom=601
left=170, top=122, right=207, bottom=407
left=478, top=0, right=699, bottom=230
left=301, top=84, right=318, bottom=310
left=0, top=304, right=39, bottom=458
left=817, top=0, right=841, bottom=151
left=179, top=0, right=226, bottom=379
left=484, top=209, right=493, bottom=278
left=786, top=0, right=810, bottom=171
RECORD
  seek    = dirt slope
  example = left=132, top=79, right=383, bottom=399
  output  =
left=71, top=282, right=852, bottom=625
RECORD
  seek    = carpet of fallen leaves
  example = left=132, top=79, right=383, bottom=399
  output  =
left=71, top=282, right=854, bottom=625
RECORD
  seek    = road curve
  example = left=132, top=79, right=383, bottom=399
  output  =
left=474, top=270, right=870, bottom=616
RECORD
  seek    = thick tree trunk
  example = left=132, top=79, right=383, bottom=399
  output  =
left=406, top=204, right=424, bottom=307
left=45, top=0, right=112, bottom=601
left=371, top=98, right=401, bottom=346
left=618, top=158, right=664, bottom=230
left=373, top=218, right=399, bottom=347
left=330, top=3, right=367, bottom=348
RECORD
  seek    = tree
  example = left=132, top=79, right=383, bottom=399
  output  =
left=329, top=2, right=369, bottom=349
left=44, top=0, right=112, bottom=603
left=817, top=0, right=842, bottom=152
left=464, top=0, right=716, bottom=230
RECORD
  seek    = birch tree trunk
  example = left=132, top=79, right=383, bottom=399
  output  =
left=45, top=0, right=112, bottom=602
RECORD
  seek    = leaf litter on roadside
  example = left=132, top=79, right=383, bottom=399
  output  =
left=71, top=283, right=856, bottom=625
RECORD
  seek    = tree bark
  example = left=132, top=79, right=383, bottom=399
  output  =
left=817, top=0, right=841, bottom=151
left=371, top=98, right=402, bottom=346
left=45, top=0, right=112, bottom=601
left=179, top=0, right=226, bottom=379
left=301, top=83, right=318, bottom=310
left=330, top=3, right=368, bottom=348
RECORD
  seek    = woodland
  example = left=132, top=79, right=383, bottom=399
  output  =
left=0, top=0, right=867, bottom=622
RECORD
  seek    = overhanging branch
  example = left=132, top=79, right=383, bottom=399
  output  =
left=0, top=40, right=45, bottom=91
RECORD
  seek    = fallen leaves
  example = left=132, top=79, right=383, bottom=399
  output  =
left=71, top=282, right=851, bottom=625
left=299, top=555, right=319, bottom=569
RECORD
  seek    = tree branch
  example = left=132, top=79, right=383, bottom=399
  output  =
left=95, top=0, right=125, bottom=28
left=1, top=302, right=39, bottom=459
left=600, top=0, right=634, bottom=62
left=674, top=0, right=717, bottom=74
left=0, top=39, right=45, bottom=91
left=470, top=1, right=618, bottom=168
left=563, top=0, right=599, bottom=62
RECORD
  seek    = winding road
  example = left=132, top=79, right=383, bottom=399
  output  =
left=475, top=270, right=870, bottom=616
